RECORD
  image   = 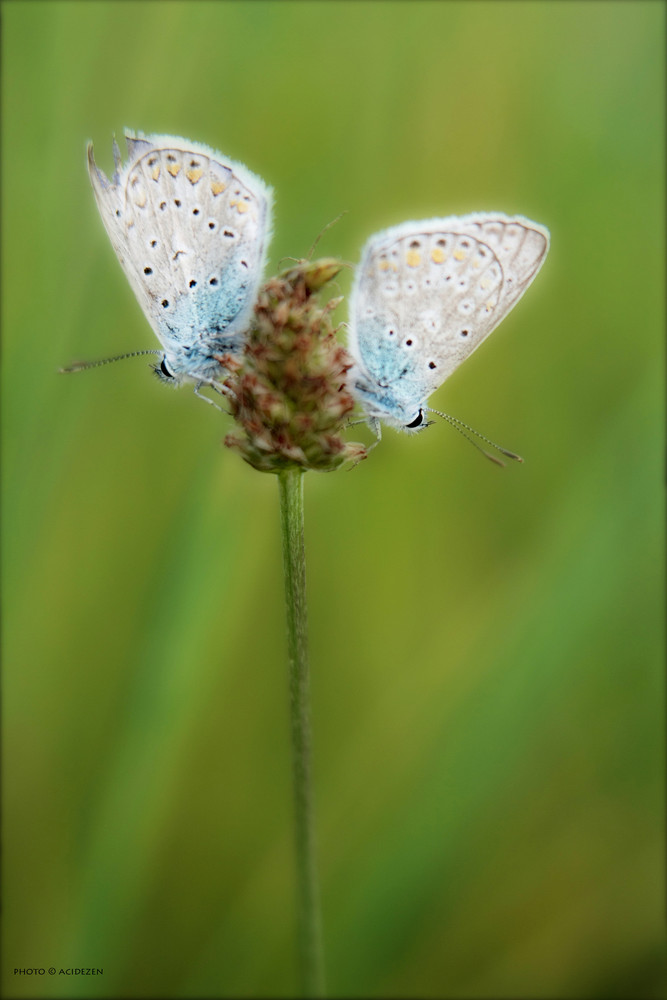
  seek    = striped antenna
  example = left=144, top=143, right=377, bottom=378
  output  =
left=59, top=349, right=161, bottom=374
left=426, top=407, right=523, bottom=467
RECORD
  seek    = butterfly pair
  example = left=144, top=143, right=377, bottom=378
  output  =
left=86, top=131, right=549, bottom=434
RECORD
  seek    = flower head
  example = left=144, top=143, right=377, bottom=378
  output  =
left=222, top=260, right=366, bottom=473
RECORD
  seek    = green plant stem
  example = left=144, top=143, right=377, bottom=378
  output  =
left=278, top=468, right=326, bottom=998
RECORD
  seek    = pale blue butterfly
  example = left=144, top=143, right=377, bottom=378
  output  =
left=348, top=214, right=549, bottom=440
left=85, top=131, right=272, bottom=398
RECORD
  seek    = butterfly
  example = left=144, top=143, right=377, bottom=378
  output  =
left=84, top=131, right=272, bottom=399
left=348, top=214, right=549, bottom=435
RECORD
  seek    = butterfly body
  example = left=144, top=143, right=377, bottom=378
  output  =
left=348, top=214, right=550, bottom=431
left=87, top=132, right=272, bottom=386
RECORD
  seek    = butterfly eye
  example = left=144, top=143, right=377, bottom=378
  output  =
left=160, top=358, right=174, bottom=379
left=405, top=409, right=424, bottom=429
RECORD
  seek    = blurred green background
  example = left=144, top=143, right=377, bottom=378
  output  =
left=3, top=1, right=664, bottom=997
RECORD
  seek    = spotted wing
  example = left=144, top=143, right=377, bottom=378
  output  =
left=88, top=132, right=272, bottom=358
left=349, top=214, right=549, bottom=404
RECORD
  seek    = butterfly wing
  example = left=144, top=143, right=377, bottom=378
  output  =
left=349, top=214, right=549, bottom=426
left=88, top=132, right=272, bottom=380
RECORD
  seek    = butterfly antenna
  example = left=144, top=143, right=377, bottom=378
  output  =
left=426, top=407, right=523, bottom=467
left=59, top=349, right=162, bottom=374
left=307, top=210, right=349, bottom=259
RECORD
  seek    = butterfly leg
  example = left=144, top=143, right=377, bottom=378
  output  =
left=346, top=415, right=382, bottom=447
left=193, top=382, right=225, bottom=411
left=367, top=418, right=382, bottom=449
